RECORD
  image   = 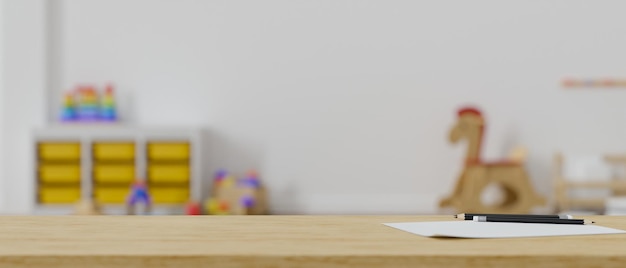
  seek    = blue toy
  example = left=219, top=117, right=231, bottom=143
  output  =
left=126, top=179, right=152, bottom=215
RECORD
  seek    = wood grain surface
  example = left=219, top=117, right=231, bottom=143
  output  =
left=0, top=215, right=625, bottom=267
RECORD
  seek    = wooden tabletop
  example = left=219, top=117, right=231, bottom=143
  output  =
left=1, top=215, right=626, bottom=267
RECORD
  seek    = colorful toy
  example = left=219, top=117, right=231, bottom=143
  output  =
left=126, top=179, right=152, bottom=215
left=205, top=169, right=268, bottom=215
left=439, top=107, right=546, bottom=213
left=185, top=200, right=202, bottom=215
left=76, top=86, right=100, bottom=121
left=100, top=84, right=117, bottom=121
left=60, top=93, right=77, bottom=121
left=210, top=169, right=229, bottom=196
left=562, top=78, right=626, bottom=88
left=59, top=84, right=119, bottom=123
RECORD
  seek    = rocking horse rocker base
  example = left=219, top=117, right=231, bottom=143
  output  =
left=440, top=162, right=546, bottom=213
left=439, top=107, right=546, bottom=214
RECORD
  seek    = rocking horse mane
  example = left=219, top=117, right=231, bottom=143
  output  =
left=455, top=106, right=485, bottom=165
left=457, top=107, right=482, bottom=118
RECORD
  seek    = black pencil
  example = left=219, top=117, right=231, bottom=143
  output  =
left=455, top=213, right=573, bottom=221
left=472, top=216, right=593, bottom=225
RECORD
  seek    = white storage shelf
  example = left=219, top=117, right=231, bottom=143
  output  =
left=33, top=125, right=205, bottom=215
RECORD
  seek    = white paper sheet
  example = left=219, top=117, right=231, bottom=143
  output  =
left=384, top=221, right=626, bottom=238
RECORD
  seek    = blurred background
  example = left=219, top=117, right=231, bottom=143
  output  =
left=2, top=0, right=626, bottom=215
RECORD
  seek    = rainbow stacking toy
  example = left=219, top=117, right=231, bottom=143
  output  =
left=100, top=84, right=117, bottom=121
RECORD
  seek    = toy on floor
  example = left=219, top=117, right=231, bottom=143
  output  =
left=126, top=179, right=152, bottom=215
left=205, top=169, right=268, bottom=215
left=439, top=107, right=546, bottom=213
left=185, top=200, right=202, bottom=215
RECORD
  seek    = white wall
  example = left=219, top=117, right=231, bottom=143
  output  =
left=4, top=0, right=626, bottom=214
left=1, top=0, right=48, bottom=213
left=0, top=0, right=4, bottom=211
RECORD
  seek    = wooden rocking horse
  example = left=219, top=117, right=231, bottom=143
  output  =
left=439, top=107, right=546, bottom=213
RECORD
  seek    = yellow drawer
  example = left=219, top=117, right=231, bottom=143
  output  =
left=151, top=187, right=189, bottom=204
left=39, top=187, right=81, bottom=204
left=39, top=164, right=81, bottom=183
left=93, top=143, right=135, bottom=161
left=148, top=143, right=189, bottom=160
left=148, top=165, right=189, bottom=183
left=39, top=143, right=80, bottom=160
left=94, top=187, right=129, bottom=204
left=94, top=164, right=135, bottom=183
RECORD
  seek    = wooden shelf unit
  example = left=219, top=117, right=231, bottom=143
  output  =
left=553, top=153, right=626, bottom=213
left=33, top=126, right=204, bottom=214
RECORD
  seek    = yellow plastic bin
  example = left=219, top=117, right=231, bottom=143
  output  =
left=39, top=164, right=81, bottom=183
left=94, top=187, right=129, bottom=204
left=148, top=164, right=189, bottom=183
left=39, top=187, right=81, bottom=204
left=150, top=186, right=189, bottom=204
left=93, top=164, right=135, bottom=184
left=39, top=143, right=81, bottom=161
left=93, top=143, right=135, bottom=161
left=147, top=143, right=190, bottom=160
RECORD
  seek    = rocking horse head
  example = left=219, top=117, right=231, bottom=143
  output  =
left=449, top=107, right=485, bottom=164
